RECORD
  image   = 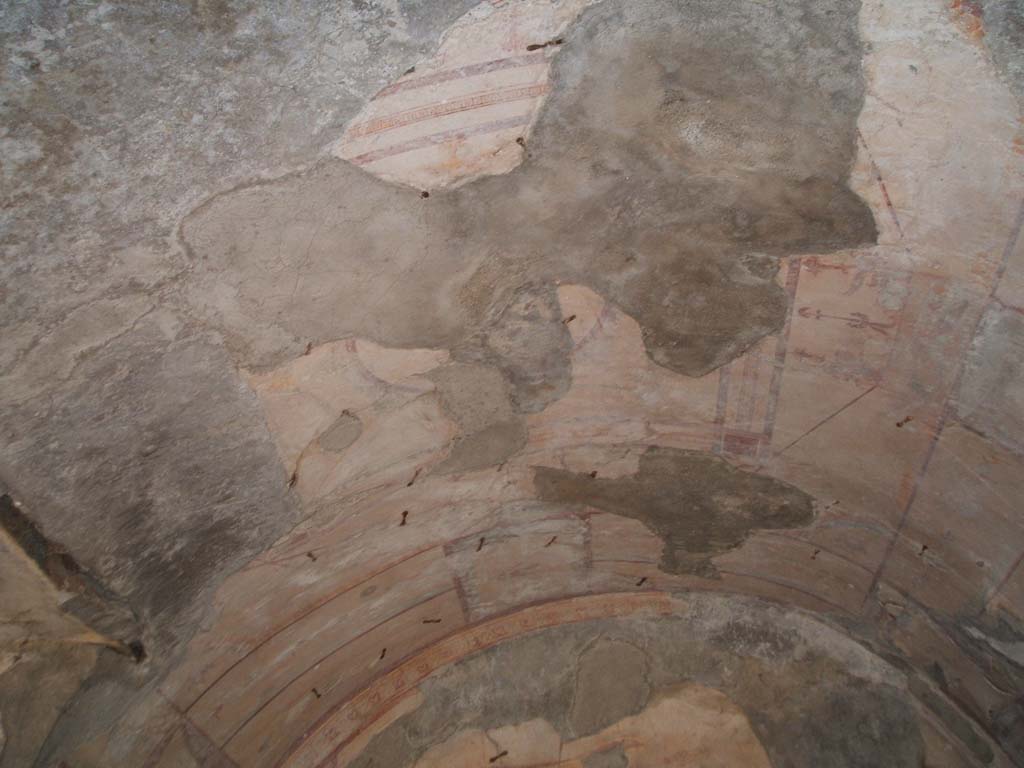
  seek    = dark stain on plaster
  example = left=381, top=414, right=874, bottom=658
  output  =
left=317, top=410, right=363, bottom=454
left=2, top=494, right=74, bottom=578
left=526, top=37, right=564, bottom=52
left=181, top=0, right=876, bottom=405
left=534, top=446, right=815, bottom=576
left=779, top=679, right=927, bottom=768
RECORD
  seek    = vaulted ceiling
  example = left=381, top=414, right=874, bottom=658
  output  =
left=2, top=1, right=1023, bottom=766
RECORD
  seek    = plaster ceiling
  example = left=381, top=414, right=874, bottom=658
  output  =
left=1, top=0, right=1024, bottom=766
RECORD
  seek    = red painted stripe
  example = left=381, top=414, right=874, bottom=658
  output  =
left=760, top=257, right=802, bottom=446
left=183, top=544, right=442, bottom=713
left=718, top=568, right=854, bottom=615
left=376, top=53, right=546, bottom=99
left=346, top=114, right=532, bottom=166
left=223, top=587, right=458, bottom=749
left=297, top=591, right=672, bottom=768
left=345, top=84, right=548, bottom=139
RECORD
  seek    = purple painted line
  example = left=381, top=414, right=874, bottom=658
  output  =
left=346, top=113, right=533, bottom=166
left=346, top=84, right=546, bottom=139
left=761, top=257, right=803, bottom=444
left=714, top=362, right=732, bottom=454
left=376, top=53, right=546, bottom=99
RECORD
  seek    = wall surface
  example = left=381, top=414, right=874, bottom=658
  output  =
left=2, top=0, right=1024, bottom=766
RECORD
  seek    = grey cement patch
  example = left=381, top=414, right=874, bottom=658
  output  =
left=455, top=283, right=573, bottom=414
left=181, top=0, right=875, bottom=394
left=427, top=363, right=528, bottom=473
left=348, top=594, right=926, bottom=768
left=438, top=420, right=528, bottom=475
left=534, top=446, right=816, bottom=575
left=569, top=639, right=650, bottom=736
left=978, top=0, right=1024, bottom=100
left=318, top=411, right=363, bottom=454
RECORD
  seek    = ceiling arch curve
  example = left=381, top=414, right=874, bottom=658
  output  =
left=1, top=0, right=1023, bottom=766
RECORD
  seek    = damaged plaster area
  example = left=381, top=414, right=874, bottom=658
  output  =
left=181, top=0, right=876, bottom=390
left=535, top=447, right=816, bottom=576
left=348, top=596, right=930, bottom=768
left=4, top=0, right=1024, bottom=765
